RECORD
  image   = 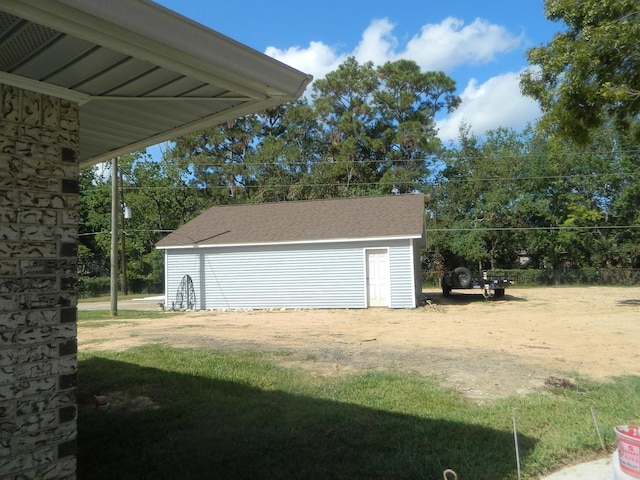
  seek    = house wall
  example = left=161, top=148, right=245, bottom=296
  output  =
left=164, top=239, right=419, bottom=310
left=412, top=238, right=424, bottom=300
left=0, top=84, right=79, bottom=479
left=388, top=240, right=418, bottom=309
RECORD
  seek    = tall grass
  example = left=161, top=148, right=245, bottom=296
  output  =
left=77, top=346, right=639, bottom=480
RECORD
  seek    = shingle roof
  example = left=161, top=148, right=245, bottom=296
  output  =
left=156, top=194, right=425, bottom=248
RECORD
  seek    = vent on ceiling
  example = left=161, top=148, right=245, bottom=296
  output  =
left=0, top=12, right=60, bottom=71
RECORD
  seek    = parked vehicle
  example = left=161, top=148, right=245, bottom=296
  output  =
left=441, top=267, right=511, bottom=298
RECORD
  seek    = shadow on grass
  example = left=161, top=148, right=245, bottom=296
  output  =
left=77, top=355, right=536, bottom=480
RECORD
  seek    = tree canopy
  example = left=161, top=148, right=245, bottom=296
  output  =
left=79, top=54, right=640, bottom=295
left=425, top=123, right=640, bottom=276
left=521, top=0, right=640, bottom=143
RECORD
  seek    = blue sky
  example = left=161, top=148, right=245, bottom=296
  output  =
left=156, top=0, right=562, bottom=143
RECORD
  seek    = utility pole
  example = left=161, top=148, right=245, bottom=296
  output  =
left=110, top=157, right=118, bottom=317
left=119, top=166, right=128, bottom=295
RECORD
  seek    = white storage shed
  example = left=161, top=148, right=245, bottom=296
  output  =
left=156, top=194, right=426, bottom=310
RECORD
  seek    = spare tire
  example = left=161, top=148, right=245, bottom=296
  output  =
left=453, top=267, right=472, bottom=288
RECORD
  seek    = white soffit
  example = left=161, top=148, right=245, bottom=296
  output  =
left=0, top=0, right=312, bottom=167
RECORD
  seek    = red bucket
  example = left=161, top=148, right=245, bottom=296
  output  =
left=615, top=426, right=640, bottom=478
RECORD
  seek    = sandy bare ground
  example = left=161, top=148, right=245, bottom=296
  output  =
left=78, top=286, right=640, bottom=401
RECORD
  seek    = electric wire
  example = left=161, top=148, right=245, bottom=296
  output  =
left=102, top=170, right=640, bottom=191
left=78, top=224, right=640, bottom=237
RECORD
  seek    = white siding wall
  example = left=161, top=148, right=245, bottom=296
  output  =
left=388, top=240, right=417, bottom=308
left=164, top=239, right=418, bottom=310
left=165, top=250, right=203, bottom=310
left=412, top=238, right=424, bottom=299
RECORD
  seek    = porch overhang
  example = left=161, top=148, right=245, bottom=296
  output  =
left=0, top=0, right=312, bottom=167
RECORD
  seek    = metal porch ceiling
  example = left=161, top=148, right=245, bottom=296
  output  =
left=0, top=0, right=312, bottom=168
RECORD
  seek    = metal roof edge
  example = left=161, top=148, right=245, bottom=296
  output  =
left=79, top=96, right=293, bottom=168
left=1, top=0, right=312, bottom=100
left=156, top=235, right=423, bottom=250
left=0, top=72, right=90, bottom=104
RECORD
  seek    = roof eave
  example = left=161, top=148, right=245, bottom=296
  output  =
left=78, top=96, right=296, bottom=168
left=1, top=0, right=313, bottom=168
left=2, top=0, right=312, bottom=99
left=156, top=235, right=424, bottom=250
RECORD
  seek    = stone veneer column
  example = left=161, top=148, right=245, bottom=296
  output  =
left=0, top=84, right=79, bottom=479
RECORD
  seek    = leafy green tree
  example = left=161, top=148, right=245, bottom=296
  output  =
left=309, top=57, right=382, bottom=197
left=595, top=125, right=640, bottom=268
left=169, top=116, right=261, bottom=203
left=519, top=0, right=640, bottom=273
left=375, top=60, right=459, bottom=193
left=160, top=57, right=459, bottom=202
left=78, top=151, right=210, bottom=294
left=523, top=123, right=640, bottom=274
left=513, top=135, right=600, bottom=276
left=521, top=0, right=640, bottom=143
left=426, top=122, right=639, bottom=277
left=78, top=165, right=112, bottom=277
left=429, top=125, right=529, bottom=271
left=310, top=57, right=459, bottom=197
left=117, top=151, right=212, bottom=291
left=250, top=100, right=323, bottom=201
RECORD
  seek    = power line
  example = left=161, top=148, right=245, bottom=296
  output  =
left=79, top=225, right=640, bottom=238
left=438, top=172, right=638, bottom=181
left=108, top=172, right=638, bottom=191
left=426, top=225, right=640, bottom=232
left=101, top=166, right=640, bottom=190
left=131, top=148, right=640, bottom=169
left=110, top=180, right=427, bottom=191
left=78, top=229, right=174, bottom=237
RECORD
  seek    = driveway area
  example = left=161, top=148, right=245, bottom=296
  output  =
left=77, top=287, right=640, bottom=401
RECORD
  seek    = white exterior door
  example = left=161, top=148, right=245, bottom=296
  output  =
left=366, top=249, right=390, bottom=307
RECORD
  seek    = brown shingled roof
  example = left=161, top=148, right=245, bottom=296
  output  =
left=156, top=194, right=425, bottom=248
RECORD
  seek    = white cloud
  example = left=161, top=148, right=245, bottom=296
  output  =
left=264, top=17, right=536, bottom=136
left=352, top=18, right=398, bottom=66
left=436, top=71, right=541, bottom=142
left=265, top=41, right=346, bottom=84
left=403, top=17, right=523, bottom=71
left=265, top=16, right=524, bottom=84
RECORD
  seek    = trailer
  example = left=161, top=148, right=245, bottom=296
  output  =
left=441, top=267, right=512, bottom=298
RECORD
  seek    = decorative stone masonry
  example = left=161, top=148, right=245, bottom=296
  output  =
left=0, top=84, right=79, bottom=479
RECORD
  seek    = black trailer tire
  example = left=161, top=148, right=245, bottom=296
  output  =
left=454, top=267, right=472, bottom=288
left=494, top=288, right=505, bottom=298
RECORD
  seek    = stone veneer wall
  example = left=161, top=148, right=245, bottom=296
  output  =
left=0, top=84, right=79, bottom=479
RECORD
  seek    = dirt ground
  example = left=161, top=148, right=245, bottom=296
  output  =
left=78, top=286, right=640, bottom=402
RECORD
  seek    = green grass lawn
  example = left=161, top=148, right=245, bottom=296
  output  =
left=76, top=345, right=640, bottom=480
